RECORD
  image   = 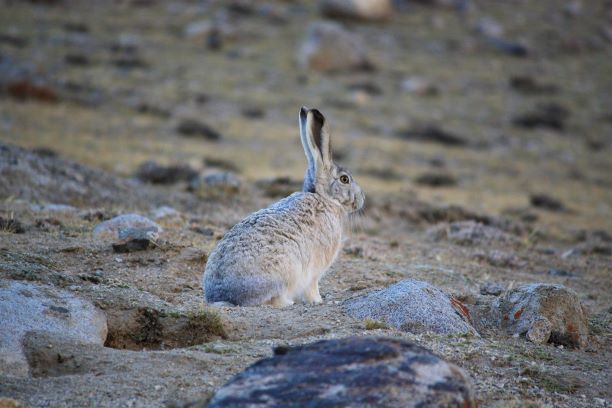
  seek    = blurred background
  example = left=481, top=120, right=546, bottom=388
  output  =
left=1, top=0, right=611, bottom=236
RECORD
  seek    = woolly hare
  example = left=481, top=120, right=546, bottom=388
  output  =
left=203, top=107, right=365, bottom=307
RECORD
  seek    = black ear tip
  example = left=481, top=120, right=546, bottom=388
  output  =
left=299, top=106, right=309, bottom=120
left=310, top=108, right=325, bottom=125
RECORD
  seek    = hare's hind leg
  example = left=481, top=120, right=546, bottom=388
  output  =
left=304, top=280, right=323, bottom=304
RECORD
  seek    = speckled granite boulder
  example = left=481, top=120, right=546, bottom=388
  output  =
left=344, top=279, right=478, bottom=336
left=492, top=283, right=588, bottom=348
left=92, top=214, right=161, bottom=241
left=0, top=280, right=107, bottom=377
left=207, top=337, right=476, bottom=407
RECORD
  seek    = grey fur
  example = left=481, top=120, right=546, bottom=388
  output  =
left=203, top=108, right=365, bottom=307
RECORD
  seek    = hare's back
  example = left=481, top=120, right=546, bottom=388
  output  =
left=208, top=192, right=323, bottom=267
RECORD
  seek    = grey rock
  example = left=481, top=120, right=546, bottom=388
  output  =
left=176, top=119, right=222, bottom=141
left=207, top=337, right=476, bottom=408
left=297, top=22, right=371, bottom=72
left=31, top=203, right=78, bottom=214
left=492, top=283, right=588, bottom=348
left=0, top=280, right=107, bottom=377
left=112, top=227, right=158, bottom=253
left=400, top=76, right=439, bottom=96
left=255, top=177, right=303, bottom=198
left=150, top=206, right=180, bottom=220
left=319, top=0, right=393, bottom=22
left=547, top=268, right=576, bottom=277
left=530, top=193, right=566, bottom=211
left=428, top=220, right=518, bottom=245
left=344, top=279, right=478, bottom=336
left=474, top=250, right=523, bottom=268
left=415, top=172, right=457, bottom=187
left=395, top=124, right=467, bottom=146
left=135, top=161, right=198, bottom=184
left=93, top=214, right=162, bottom=242
left=480, top=282, right=505, bottom=296
left=189, top=172, right=241, bottom=195
left=475, top=16, right=504, bottom=38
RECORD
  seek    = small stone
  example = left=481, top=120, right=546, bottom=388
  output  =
left=319, top=0, right=393, bottom=22
left=189, top=172, right=241, bottom=195
left=509, top=75, right=558, bottom=95
left=6, top=80, right=59, bottom=103
left=135, top=161, right=198, bottom=184
left=428, top=221, right=517, bottom=245
left=176, top=119, right=222, bottom=141
left=64, top=53, right=90, bottom=66
left=150, top=206, right=180, bottom=220
left=480, top=282, right=505, bottom=296
left=513, top=103, right=570, bottom=131
left=33, top=203, right=78, bottom=214
left=547, top=268, right=576, bottom=277
left=415, top=172, right=457, bottom=187
left=93, top=214, right=162, bottom=242
left=255, top=177, right=303, bottom=198
left=347, top=80, right=383, bottom=96
left=484, top=37, right=529, bottom=57
left=241, top=106, right=265, bottom=118
left=475, top=16, right=504, bottom=38
left=395, top=125, right=467, bottom=146
left=400, top=76, right=439, bottom=96
left=561, top=248, right=582, bottom=259
left=184, top=20, right=212, bottom=39
left=526, top=316, right=552, bottom=344
left=530, top=193, right=565, bottom=212
left=112, top=227, right=157, bottom=253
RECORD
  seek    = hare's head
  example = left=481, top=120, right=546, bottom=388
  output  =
left=299, top=107, right=365, bottom=213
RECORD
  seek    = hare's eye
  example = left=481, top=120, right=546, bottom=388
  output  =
left=339, top=175, right=350, bottom=184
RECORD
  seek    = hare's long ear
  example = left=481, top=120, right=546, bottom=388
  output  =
left=299, top=107, right=332, bottom=193
left=307, top=109, right=332, bottom=167
left=299, top=107, right=316, bottom=192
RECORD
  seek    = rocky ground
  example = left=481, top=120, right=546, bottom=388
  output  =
left=0, top=0, right=611, bottom=407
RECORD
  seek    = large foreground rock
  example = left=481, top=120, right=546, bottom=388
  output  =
left=492, top=284, right=588, bottom=348
left=344, top=279, right=478, bottom=336
left=0, top=280, right=107, bottom=377
left=207, top=337, right=475, bottom=407
left=297, top=22, right=371, bottom=72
